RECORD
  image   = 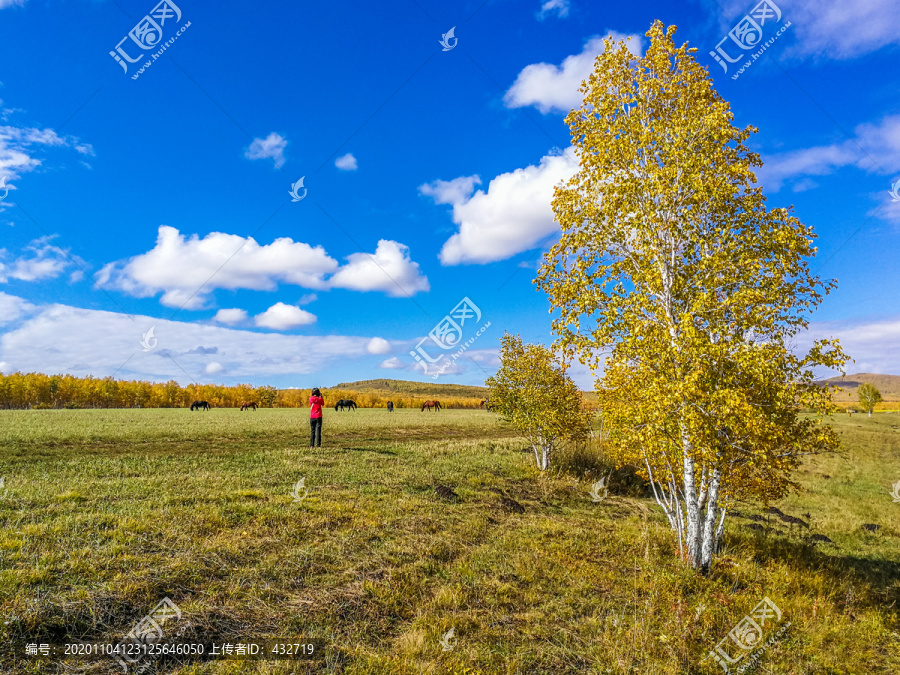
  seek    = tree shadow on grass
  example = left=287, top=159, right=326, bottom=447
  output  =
left=729, top=533, right=900, bottom=607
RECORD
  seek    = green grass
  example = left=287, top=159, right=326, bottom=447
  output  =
left=0, top=408, right=898, bottom=674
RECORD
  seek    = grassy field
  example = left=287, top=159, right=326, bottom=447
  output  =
left=0, top=408, right=898, bottom=674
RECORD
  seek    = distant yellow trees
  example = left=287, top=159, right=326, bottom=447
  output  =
left=0, top=372, right=485, bottom=410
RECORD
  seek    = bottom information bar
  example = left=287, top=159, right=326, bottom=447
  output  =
left=12, top=639, right=325, bottom=661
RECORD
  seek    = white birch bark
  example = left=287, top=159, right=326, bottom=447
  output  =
left=699, top=465, right=722, bottom=572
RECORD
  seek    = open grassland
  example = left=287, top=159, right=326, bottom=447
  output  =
left=0, top=408, right=898, bottom=674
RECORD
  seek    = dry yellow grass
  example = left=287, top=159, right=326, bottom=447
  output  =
left=0, top=409, right=897, bottom=673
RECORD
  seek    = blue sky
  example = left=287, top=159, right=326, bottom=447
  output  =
left=1, top=0, right=899, bottom=389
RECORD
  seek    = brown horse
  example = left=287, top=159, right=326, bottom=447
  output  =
left=421, top=400, right=442, bottom=412
left=240, top=401, right=257, bottom=411
left=386, top=401, right=394, bottom=412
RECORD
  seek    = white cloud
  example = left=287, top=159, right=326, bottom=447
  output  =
left=779, top=0, right=900, bottom=60
left=419, top=175, right=481, bottom=205
left=505, top=33, right=642, bottom=114
left=205, top=361, right=224, bottom=375
left=96, top=226, right=338, bottom=309
left=378, top=356, right=406, bottom=369
left=536, top=0, right=569, bottom=20
left=0, top=0, right=27, bottom=8
left=254, top=302, right=317, bottom=330
left=335, top=153, right=357, bottom=170
left=406, top=346, right=500, bottom=379
left=791, top=178, right=819, bottom=193
left=759, top=114, right=900, bottom=192
left=0, top=239, right=82, bottom=283
left=0, top=291, right=35, bottom=325
left=329, top=239, right=430, bottom=297
left=367, top=337, right=391, bottom=354
left=0, top=301, right=383, bottom=382
left=425, top=148, right=577, bottom=265
left=97, top=227, right=430, bottom=308
left=796, top=315, right=900, bottom=377
left=415, top=358, right=466, bottom=377
left=212, top=308, right=248, bottom=325
left=562, top=357, right=598, bottom=391
left=463, top=348, right=501, bottom=368
left=709, top=0, right=900, bottom=61
left=874, top=195, right=900, bottom=225
left=0, top=122, right=86, bottom=183
left=244, top=132, right=287, bottom=169
left=298, top=293, right=317, bottom=305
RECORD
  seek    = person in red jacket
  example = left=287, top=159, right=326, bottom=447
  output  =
left=308, top=387, right=324, bottom=450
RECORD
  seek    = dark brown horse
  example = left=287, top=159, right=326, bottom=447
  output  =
left=240, top=401, right=257, bottom=411
left=334, top=399, right=357, bottom=411
left=421, top=400, right=441, bottom=412
left=386, top=401, right=394, bottom=412
left=190, top=400, right=210, bottom=411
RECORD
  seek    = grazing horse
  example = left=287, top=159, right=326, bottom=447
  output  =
left=240, top=401, right=258, bottom=411
left=386, top=400, right=394, bottom=412
left=480, top=398, right=492, bottom=411
left=421, top=400, right=442, bottom=412
left=334, top=399, right=357, bottom=411
left=190, top=400, right=210, bottom=411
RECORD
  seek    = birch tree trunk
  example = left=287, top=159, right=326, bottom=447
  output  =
left=529, top=435, right=552, bottom=471
left=681, top=421, right=701, bottom=567
left=699, top=465, right=722, bottom=573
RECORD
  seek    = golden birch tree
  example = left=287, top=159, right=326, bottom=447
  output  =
left=535, top=22, right=848, bottom=573
left=486, top=333, right=592, bottom=471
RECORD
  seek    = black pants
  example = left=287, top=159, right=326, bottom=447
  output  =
left=310, top=417, right=322, bottom=447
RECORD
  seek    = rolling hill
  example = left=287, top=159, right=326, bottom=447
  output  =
left=818, top=373, right=900, bottom=402
left=330, top=378, right=488, bottom=398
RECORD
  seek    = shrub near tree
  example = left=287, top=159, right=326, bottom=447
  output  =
left=486, top=333, right=592, bottom=471
left=535, top=22, right=848, bottom=573
left=857, top=383, right=883, bottom=418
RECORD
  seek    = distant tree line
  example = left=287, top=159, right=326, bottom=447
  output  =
left=0, top=372, right=486, bottom=410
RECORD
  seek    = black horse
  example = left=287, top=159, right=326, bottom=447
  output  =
left=190, top=400, right=210, bottom=411
left=386, top=400, right=394, bottom=412
left=334, top=399, right=357, bottom=411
